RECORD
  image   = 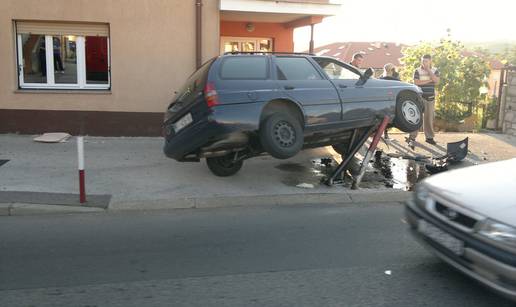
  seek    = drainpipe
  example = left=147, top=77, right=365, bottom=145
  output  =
left=195, top=0, right=202, bottom=68
left=309, top=24, right=315, bottom=54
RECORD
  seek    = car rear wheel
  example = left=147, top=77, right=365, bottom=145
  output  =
left=206, top=154, right=243, bottom=177
left=394, top=93, right=423, bottom=132
left=260, top=113, right=303, bottom=159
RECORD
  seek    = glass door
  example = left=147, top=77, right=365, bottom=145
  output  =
left=221, top=37, right=273, bottom=54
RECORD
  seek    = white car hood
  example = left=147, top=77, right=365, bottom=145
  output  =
left=424, top=158, right=516, bottom=224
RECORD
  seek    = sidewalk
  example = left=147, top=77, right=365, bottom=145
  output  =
left=1, top=132, right=515, bottom=215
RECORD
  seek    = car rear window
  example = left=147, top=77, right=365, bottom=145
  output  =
left=275, top=57, right=322, bottom=80
left=174, top=58, right=214, bottom=102
left=220, top=57, right=268, bottom=80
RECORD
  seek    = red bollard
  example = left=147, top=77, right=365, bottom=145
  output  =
left=77, top=136, right=86, bottom=203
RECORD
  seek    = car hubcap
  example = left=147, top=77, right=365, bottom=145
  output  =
left=401, top=100, right=421, bottom=125
left=274, top=121, right=296, bottom=147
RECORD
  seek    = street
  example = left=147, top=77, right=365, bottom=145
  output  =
left=0, top=202, right=513, bottom=307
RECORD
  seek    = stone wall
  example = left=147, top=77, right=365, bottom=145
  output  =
left=502, top=71, right=516, bottom=136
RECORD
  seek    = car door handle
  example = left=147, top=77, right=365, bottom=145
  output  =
left=284, top=85, right=295, bottom=90
left=338, top=84, right=348, bottom=89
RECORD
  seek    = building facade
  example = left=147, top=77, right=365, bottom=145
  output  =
left=0, top=0, right=341, bottom=136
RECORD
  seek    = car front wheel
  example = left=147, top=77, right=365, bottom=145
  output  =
left=394, top=93, right=423, bottom=132
left=206, top=154, right=243, bottom=177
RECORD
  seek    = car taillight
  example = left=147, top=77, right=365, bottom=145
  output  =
left=204, top=82, right=219, bottom=108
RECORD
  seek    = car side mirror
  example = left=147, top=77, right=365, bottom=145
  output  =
left=363, top=68, right=374, bottom=80
left=356, top=68, right=374, bottom=86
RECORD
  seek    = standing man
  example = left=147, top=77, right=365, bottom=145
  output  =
left=407, top=54, right=440, bottom=148
left=350, top=53, right=364, bottom=68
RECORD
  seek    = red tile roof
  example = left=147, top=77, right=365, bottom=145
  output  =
left=311, top=42, right=505, bottom=70
left=311, top=42, right=406, bottom=69
left=461, top=50, right=505, bottom=70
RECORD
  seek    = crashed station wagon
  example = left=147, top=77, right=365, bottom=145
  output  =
left=163, top=53, right=425, bottom=176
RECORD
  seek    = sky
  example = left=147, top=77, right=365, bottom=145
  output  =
left=294, top=0, right=516, bottom=51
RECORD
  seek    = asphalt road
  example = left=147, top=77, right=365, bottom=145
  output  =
left=0, top=203, right=513, bottom=307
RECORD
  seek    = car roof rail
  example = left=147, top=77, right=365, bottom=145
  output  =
left=223, top=51, right=315, bottom=56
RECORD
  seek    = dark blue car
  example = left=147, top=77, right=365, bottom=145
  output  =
left=163, top=53, right=424, bottom=176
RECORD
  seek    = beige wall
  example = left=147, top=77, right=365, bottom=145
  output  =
left=0, top=0, right=220, bottom=113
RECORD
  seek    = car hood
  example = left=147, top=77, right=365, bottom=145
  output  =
left=368, top=79, right=422, bottom=92
left=423, top=158, right=516, bottom=224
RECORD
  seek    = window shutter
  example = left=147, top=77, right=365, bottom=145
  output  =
left=16, top=21, right=109, bottom=37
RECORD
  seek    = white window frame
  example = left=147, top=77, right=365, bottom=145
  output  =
left=17, top=34, right=110, bottom=90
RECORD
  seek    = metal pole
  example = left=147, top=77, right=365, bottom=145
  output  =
left=324, top=122, right=379, bottom=186
left=351, top=116, right=390, bottom=189
left=309, top=24, right=314, bottom=54
left=346, top=128, right=359, bottom=156
left=195, top=0, right=202, bottom=69
left=77, top=136, right=86, bottom=203
left=494, top=67, right=506, bottom=130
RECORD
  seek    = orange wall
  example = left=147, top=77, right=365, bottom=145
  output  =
left=220, top=21, right=294, bottom=52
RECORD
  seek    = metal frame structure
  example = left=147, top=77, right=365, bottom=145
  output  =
left=323, top=116, right=390, bottom=188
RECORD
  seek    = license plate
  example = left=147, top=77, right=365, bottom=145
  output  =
left=173, top=113, right=193, bottom=132
left=418, top=219, right=464, bottom=256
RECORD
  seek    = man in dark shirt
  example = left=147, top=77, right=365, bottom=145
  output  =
left=408, top=54, right=440, bottom=148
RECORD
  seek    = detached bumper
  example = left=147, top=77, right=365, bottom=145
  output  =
left=405, top=200, right=516, bottom=301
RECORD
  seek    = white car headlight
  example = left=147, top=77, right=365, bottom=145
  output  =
left=477, top=219, right=516, bottom=248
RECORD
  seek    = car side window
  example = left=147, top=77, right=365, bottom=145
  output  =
left=220, top=56, right=268, bottom=80
left=275, top=57, right=322, bottom=81
left=316, top=60, right=360, bottom=80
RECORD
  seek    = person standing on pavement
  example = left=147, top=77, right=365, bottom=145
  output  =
left=380, top=63, right=400, bottom=142
left=407, top=54, right=440, bottom=148
left=380, top=63, right=400, bottom=81
left=350, top=53, right=364, bottom=69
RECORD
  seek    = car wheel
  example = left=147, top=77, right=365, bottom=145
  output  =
left=206, top=154, right=243, bottom=177
left=260, top=113, right=303, bottom=159
left=394, top=93, right=423, bottom=132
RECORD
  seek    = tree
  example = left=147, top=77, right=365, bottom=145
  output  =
left=499, top=46, right=516, bottom=65
left=399, top=39, right=491, bottom=123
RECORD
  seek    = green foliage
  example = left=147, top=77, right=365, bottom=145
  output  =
left=499, top=46, right=516, bottom=65
left=434, top=103, right=470, bottom=123
left=399, top=39, right=491, bottom=123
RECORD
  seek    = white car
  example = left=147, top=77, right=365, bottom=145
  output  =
left=405, top=158, right=516, bottom=300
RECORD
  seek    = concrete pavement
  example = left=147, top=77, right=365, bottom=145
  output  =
left=0, top=132, right=515, bottom=215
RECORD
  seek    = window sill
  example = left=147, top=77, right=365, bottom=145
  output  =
left=15, top=89, right=112, bottom=95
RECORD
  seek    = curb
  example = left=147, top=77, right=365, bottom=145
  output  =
left=109, top=190, right=412, bottom=211
left=0, top=203, right=105, bottom=216
left=1, top=190, right=412, bottom=216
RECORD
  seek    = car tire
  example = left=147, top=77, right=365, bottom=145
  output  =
left=260, top=113, right=303, bottom=159
left=206, top=154, right=243, bottom=177
left=394, top=93, right=423, bottom=132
